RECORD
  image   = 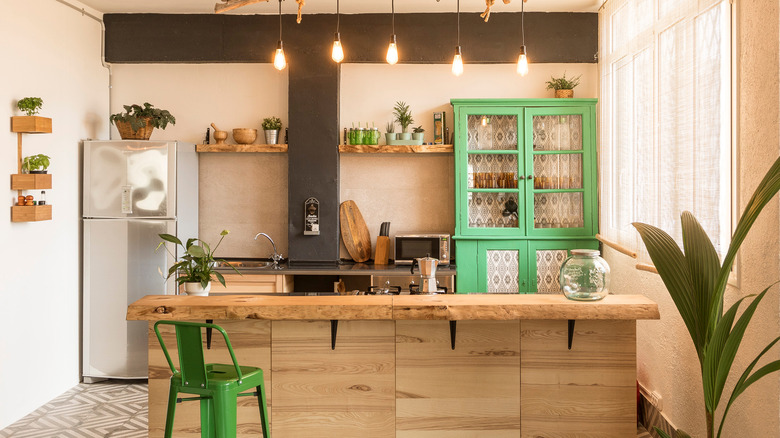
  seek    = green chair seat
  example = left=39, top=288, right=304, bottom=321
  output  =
left=154, top=320, right=270, bottom=438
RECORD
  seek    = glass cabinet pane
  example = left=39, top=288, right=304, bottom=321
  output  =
left=533, top=192, right=584, bottom=229
left=468, top=154, right=518, bottom=188
left=535, top=249, right=568, bottom=294
left=532, top=114, right=583, bottom=151
left=468, top=192, right=519, bottom=228
left=487, top=249, right=520, bottom=293
left=467, top=115, right=518, bottom=151
left=532, top=154, right=583, bottom=189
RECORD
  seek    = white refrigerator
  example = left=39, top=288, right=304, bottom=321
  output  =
left=82, top=140, right=198, bottom=381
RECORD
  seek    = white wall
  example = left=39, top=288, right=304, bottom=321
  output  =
left=110, top=64, right=289, bottom=257
left=0, top=0, right=108, bottom=429
left=608, top=1, right=780, bottom=436
left=339, top=63, right=597, bottom=259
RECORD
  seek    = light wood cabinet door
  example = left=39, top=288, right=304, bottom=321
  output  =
left=209, top=274, right=293, bottom=294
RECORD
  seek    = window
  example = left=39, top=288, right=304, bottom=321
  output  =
left=599, top=0, right=732, bottom=260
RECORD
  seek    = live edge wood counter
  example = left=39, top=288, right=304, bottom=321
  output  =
left=128, top=294, right=659, bottom=438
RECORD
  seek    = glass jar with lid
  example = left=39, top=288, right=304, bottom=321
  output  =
left=559, top=249, right=610, bottom=301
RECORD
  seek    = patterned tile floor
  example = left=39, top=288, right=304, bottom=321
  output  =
left=0, top=380, right=147, bottom=438
left=1, top=380, right=653, bottom=437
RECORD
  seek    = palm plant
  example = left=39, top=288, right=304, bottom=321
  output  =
left=632, top=156, right=780, bottom=438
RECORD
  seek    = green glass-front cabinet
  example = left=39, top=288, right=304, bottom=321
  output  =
left=452, top=99, right=599, bottom=294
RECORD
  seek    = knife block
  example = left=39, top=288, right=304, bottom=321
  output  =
left=374, top=236, right=391, bottom=265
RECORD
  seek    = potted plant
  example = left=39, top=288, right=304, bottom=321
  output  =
left=262, top=116, right=282, bottom=144
left=17, top=97, right=44, bottom=116
left=385, top=121, right=395, bottom=144
left=412, top=125, right=425, bottom=142
left=22, top=154, right=51, bottom=174
left=156, top=230, right=239, bottom=296
left=393, top=101, right=414, bottom=140
left=633, top=155, right=780, bottom=438
left=110, top=103, right=176, bottom=140
left=545, top=72, right=581, bottom=98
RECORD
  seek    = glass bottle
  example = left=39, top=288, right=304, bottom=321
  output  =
left=559, top=249, right=610, bottom=301
left=39, top=191, right=46, bottom=205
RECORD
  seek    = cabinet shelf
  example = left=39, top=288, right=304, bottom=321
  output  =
left=11, top=205, right=52, bottom=222
left=196, top=144, right=288, bottom=153
left=11, top=174, right=52, bottom=190
left=339, top=144, right=453, bottom=154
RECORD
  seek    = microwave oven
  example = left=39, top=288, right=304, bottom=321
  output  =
left=394, top=234, right=450, bottom=265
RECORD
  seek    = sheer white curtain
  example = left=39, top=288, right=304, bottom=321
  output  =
left=599, top=0, right=732, bottom=260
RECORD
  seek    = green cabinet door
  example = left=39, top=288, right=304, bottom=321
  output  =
left=527, top=240, right=599, bottom=294
left=522, top=106, right=597, bottom=237
left=476, top=240, right=530, bottom=293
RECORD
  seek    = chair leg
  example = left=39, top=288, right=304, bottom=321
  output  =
left=213, top=390, right=238, bottom=438
left=164, top=385, right=178, bottom=438
left=200, top=396, right=216, bottom=438
left=256, top=384, right=270, bottom=438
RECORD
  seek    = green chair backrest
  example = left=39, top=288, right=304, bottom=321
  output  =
left=154, top=321, right=246, bottom=389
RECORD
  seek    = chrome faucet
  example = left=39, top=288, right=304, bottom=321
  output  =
left=254, top=232, right=284, bottom=268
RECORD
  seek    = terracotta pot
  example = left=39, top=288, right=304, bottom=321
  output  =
left=555, top=89, right=574, bottom=98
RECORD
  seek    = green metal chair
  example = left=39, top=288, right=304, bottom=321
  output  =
left=153, top=320, right=270, bottom=438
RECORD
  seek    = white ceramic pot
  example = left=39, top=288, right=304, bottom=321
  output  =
left=184, top=282, right=211, bottom=296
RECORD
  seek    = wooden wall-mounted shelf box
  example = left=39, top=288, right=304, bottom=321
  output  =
left=11, top=174, right=52, bottom=190
left=11, top=205, right=52, bottom=222
left=11, top=116, right=52, bottom=133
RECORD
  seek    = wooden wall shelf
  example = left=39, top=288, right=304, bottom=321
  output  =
left=196, top=144, right=288, bottom=153
left=11, top=205, right=52, bottom=222
left=11, top=174, right=52, bottom=190
left=338, top=144, right=453, bottom=154
left=11, top=116, right=52, bottom=133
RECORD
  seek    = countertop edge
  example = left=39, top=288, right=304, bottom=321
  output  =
left=127, top=294, right=660, bottom=322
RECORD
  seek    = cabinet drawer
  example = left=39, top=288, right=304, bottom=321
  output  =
left=210, top=274, right=293, bottom=294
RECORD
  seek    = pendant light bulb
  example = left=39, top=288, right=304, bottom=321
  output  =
left=386, top=35, right=398, bottom=65
left=332, top=33, right=344, bottom=63
left=274, top=41, right=287, bottom=71
left=516, top=45, right=529, bottom=76
left=452, top=46, right=463, bottom=76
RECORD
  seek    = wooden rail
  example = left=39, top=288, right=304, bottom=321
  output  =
left=596, top=234, right=638, bottom=259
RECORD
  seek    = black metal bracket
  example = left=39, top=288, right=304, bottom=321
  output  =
left=449, top=321, right=457, bottom=350
left=331, top=320, right=338, bottom=350
left=568, top=319, right=575, bottom=350
left=206, top=319, right=213, bottom=349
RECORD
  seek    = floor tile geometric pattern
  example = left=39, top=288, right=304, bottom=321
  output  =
left=0, top=381, right=147, bottom=438
left=1, top=380, right=652, bottom=437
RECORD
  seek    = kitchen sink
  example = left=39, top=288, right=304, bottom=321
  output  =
left=214, top=259, right=277, bottom=269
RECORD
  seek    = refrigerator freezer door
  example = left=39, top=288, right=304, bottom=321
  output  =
left=83, top=218, right=176, bottom=379
left=83, top=141, right=176, bottom=218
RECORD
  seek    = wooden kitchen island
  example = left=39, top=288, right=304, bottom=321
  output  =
left=127, top=294, right=659, bottom=438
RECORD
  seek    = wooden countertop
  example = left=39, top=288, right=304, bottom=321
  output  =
left=127, top=294, right=659, bottom=322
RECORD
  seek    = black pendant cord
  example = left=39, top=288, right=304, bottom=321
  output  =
left=391, top=0, right=395, bottom=34
left=456, top=0, right=460, bottom=46
left=521, top=0, right=525, bottom=46
left=279, top=0, right=283, bottom=41
left=336, top=0, right=340, bottom=32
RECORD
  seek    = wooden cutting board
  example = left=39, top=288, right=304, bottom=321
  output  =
left=339, top=200, right=372, bottom=263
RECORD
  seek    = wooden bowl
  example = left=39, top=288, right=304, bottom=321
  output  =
left=232, top=128, right=257, bottom=144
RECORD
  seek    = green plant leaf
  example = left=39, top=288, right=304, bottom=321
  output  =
left=702, top=294, right=749, bottom=412
left=159, top=233, right=182, bottom=246
left=712, top=156, right=780, bottom=322
left=653, top=427, right=672, bottom=438
left=633, top=222, right=701, bottom=360
left=677, top=430, right=693, bottom=438
left=709, top=286, right=772, bottom=412
left=187, top=245, right=207, bottom=258
left=214, top=271, right=226, bottom=287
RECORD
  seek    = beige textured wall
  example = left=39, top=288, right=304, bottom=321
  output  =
left=0, top=0, right=108, bottom=429
left=110, top=64, right=289, bottom=257
left=339, top=63, right=598, bottom=259
left=609, top=1, right=780, bottom=436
